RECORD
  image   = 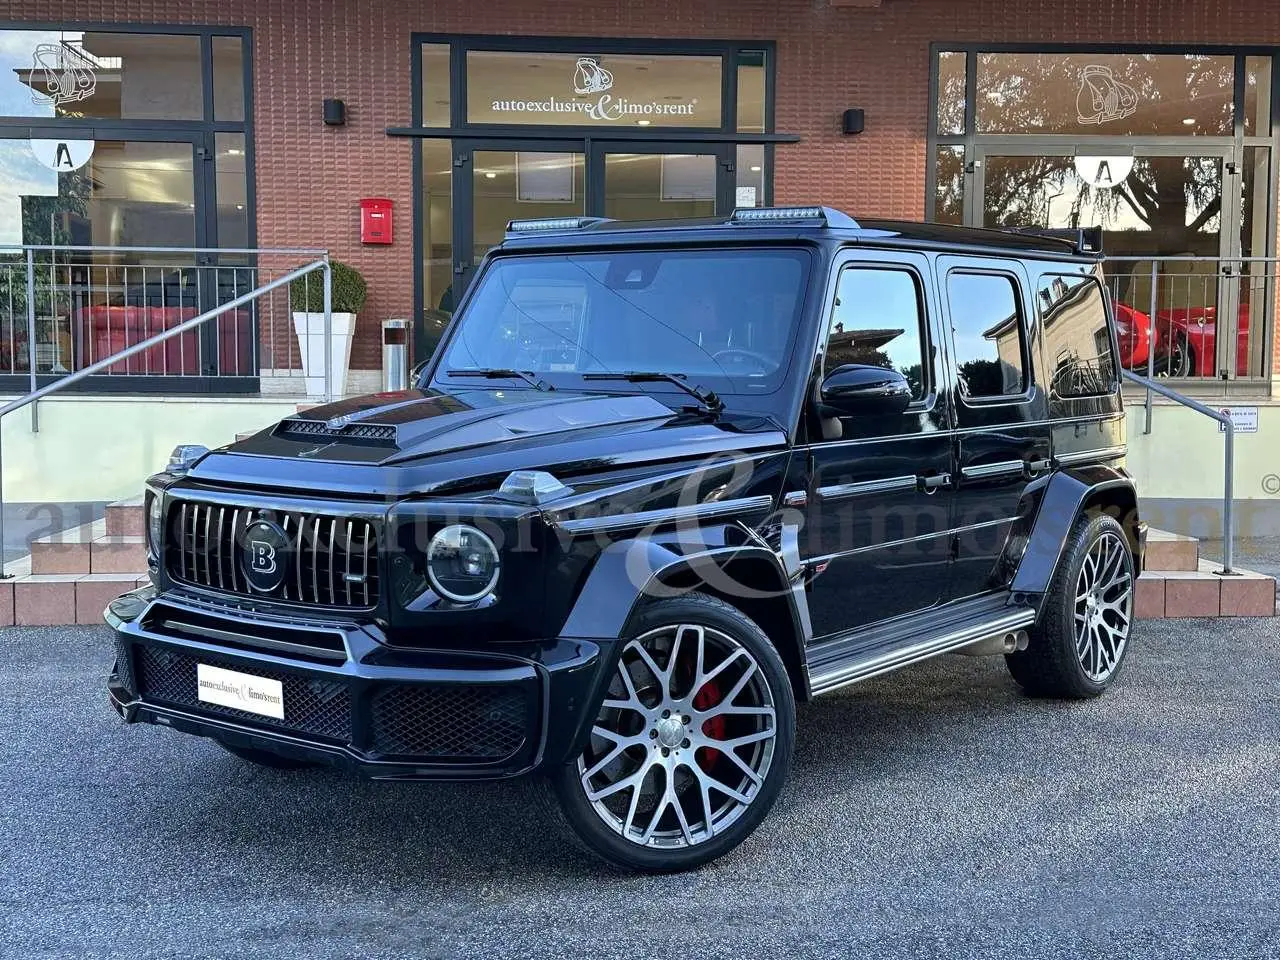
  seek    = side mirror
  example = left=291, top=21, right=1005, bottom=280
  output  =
left=820, top=364, right=912, bottom=417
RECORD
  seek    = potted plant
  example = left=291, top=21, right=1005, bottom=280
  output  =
left=290, top=259, right=367, bottom=398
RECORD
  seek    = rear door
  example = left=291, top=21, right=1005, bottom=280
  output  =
left=799, top=250, right=954, bottom=640
left=939, top=257, right=1052, bottom=602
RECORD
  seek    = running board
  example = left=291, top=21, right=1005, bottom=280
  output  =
left=806, top=605, right=1038, bottom=697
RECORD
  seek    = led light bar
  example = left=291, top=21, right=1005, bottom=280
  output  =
left=730, top=206, right=860, bottom=228
left=506, top=216, right=611, bottom=234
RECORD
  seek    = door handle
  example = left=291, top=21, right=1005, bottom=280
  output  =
left=918, top=472, right=952, bottom=494
left=1025, top=458, right=1052, bottom=477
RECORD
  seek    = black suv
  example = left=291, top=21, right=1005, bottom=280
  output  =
left=107, top=207, right=1145, bottom=872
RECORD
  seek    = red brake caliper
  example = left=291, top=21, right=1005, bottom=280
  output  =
left=693, top=679, right=726, bottom=770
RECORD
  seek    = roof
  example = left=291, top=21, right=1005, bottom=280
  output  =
left=499, top=207, right=1102, bottom=260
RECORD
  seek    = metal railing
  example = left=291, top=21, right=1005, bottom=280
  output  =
left=1102, top=255, right=1276, bottom=387
left=0, top=244, right=338, bottom=409
left=0, top=254, right=332, bottom=579
left=1121, top=367, right=1236, bottom=576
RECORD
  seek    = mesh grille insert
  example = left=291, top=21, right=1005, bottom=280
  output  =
left=370, top=684, right=531, bottom=761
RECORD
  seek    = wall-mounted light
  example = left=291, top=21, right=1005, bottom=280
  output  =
left=323, top=98, right=347, bottom=126
left=842, top=108, right=866, bottom=135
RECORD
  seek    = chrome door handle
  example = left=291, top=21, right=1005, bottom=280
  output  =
left=1025, top=458, right=1052, bottom=476
left=918, top=472, right=952, bottom=494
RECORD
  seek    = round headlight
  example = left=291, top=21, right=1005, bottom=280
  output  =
left=426, top=525, right=500, bottom=603
left=147, top=493, right=164, bottom=556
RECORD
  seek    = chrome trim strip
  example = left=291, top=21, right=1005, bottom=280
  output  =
left=808, top=607, right=1037, bottom=696
left=961, top=460, right=1025, bottom=480
left=554, top=495, right=775, bottom=535
left=805, top=516, right=1009, bottom=566
left=817, top=475, right=917, bottom=500
left=1055, top=445, right=1126, bottom=466
left=799, top=412, right=1123, bottom=451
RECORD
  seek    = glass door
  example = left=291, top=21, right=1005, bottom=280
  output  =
left=973, top=142, right=1242, bottom=379
left=590, top=142, right=731, bottom=222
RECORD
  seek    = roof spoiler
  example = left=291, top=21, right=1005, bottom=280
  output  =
left=1009, top=226, right=1105, bottom=256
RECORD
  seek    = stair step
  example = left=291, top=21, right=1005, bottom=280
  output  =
left=29, top=519, right=147, bottom=575
left=106, top=496, right=145, bottom=538
left=1145, top=528, right=1200, bottom=572
left=0, top=573, right=148, bottom=626
left=1136, top=560, right=1276, bottom=620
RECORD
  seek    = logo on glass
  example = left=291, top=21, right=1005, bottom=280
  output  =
left=1077, top=65, right=1138, bottom=126
left=30, top=42, right=97, bottom=108
left=241, top=517, right=290, bottom=592
left=573, top=58, right=614, bottom=95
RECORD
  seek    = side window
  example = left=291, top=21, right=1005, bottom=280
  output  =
left=947, top=271, right=1028, bottom=400
left=826, top=266, right=928, bottom=401
left=1038, top=274, right=1117, bottom=397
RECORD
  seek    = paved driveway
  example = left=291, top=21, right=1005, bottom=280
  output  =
left=2, top=619, right=1277, bottom=959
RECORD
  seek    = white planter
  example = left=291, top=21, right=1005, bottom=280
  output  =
left=292, top=312, right=356, bottom=399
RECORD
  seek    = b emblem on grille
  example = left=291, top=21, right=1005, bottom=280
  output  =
left=240, top=517, right=290, bottom=592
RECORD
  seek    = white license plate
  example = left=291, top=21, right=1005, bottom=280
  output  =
left=196, top=663, right=284, bottom=720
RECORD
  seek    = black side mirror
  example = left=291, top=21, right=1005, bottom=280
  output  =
left=820, top=364, right=912, bottom=417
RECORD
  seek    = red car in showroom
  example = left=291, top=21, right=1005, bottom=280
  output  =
left=1114, top=299, right=1252, bottom=378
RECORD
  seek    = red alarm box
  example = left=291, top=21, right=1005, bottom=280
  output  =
left=360, top=197, right=393, bottom=244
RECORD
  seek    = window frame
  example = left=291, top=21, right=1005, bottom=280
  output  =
left=820, top=260, right=935, bottom=410
left=944, top=266, right=1035, bottom=406
left=1037, top=271, right=1120, bottom=399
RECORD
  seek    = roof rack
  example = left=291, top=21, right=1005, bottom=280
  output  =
left=1009, top=226, right=1105, bottom=256
left=730, top=205, right=861, bottom=228
left=505, top=216, right=613, bottom=237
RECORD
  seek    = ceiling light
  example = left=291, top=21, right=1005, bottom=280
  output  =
left=235, top=204, right=244, bottom=210
left=226, top=148, right=242, bottom=155
left=484, top=171, right=497, bottom=179
left=1182, top=117, right=1197, bottom=126
left=636, top=119, right=651, bottom=126
left=750, top=165, right=762, bottom=172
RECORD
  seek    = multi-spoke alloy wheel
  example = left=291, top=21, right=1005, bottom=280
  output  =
left=551, top=594, right=795, bottom=871
left=1007, top=513, right=1136, bottom=699
left=1074, top=530, right=1134, bottom=682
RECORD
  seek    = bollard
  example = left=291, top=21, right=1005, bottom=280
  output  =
left=382, top=318, right=410, bottom=392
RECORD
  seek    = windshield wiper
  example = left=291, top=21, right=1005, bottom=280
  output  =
left=445, top=368, right=554, bottom=392
left=582, top=371, right=723, bottom=414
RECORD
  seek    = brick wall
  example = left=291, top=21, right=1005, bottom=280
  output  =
left=4, top=0, right=1280, bottom=373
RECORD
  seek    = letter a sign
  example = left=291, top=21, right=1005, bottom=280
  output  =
left=29, top=138, right=94, bottom=172
left=1073, top=155, right=1135, bottom=189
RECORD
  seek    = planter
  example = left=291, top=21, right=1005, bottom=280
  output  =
left=292, top=311, right=356, bottom=398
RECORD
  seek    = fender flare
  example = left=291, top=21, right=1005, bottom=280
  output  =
left=1010, top=466, right=1141, bottom=598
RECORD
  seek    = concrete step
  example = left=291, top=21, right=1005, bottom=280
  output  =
left=29, top=518, right=147, bottom=575
left=1145, top=528, right=1200, bottom=572
left=1136, top=559, right=1276, bottom=620
left=0, top=572, right=148, bottom=626
left=106, top=496, right=144, bottom=538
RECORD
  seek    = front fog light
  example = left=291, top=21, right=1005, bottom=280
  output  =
left=146, top=493, right=163, bottom=556
left=426, top=524, right=500, bottom=602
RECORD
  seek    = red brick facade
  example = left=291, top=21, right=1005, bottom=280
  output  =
left=4, top=0, right=1279, bottom=373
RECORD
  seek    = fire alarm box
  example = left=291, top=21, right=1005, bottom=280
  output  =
left=360, top=197, right=393, bottom=245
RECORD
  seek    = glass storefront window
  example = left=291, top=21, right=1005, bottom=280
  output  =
left=215, top=133, right=248, bottom=249
left=736, top=50, right=766, bottom=133
left=466, top=50, right=722, bottom=128
left=736, top=144, right=765, bottom=208
left=1245, top=56, right=1272, bottom=136
left=421, top=43, right=450, bottom=127
left=473, top=149, right=585, bottom=259
left=1, top=30, right=206, bottom=121
left=213, top=36, right=245, bottom=122
left=934, top=145, right=964, bottom=225
left=975, top=52, right=1236, bottom=136
left=936, top=51, right=967, bottom=135
left=421, top=139, right=453, bottom=354
left=603, top=152, right=717, bottom=220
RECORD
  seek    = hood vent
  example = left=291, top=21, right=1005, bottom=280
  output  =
left=277, top=419, right=397, bottom=443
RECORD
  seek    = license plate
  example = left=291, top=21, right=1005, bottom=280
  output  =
left=196, top=663, right=284, bottom=720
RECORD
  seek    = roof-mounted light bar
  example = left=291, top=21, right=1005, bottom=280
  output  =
left=506, top=216, right=612, bottom=236
left=730, top=205, right=861, bottom=228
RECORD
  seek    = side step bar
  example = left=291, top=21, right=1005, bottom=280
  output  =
left=807, top=606, right=1038, bottom=698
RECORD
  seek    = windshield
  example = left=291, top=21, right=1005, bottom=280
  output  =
left=436, top=247, right=811, bottom=395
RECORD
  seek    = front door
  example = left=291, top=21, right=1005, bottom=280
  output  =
left=591, top=141, right=732, bottom=222
left=800, top=251, right=954, bottom=640
left=937, top=256, right=1052, bottom=602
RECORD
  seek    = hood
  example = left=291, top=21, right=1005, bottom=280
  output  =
left=189, top=388, right=787, bottom=497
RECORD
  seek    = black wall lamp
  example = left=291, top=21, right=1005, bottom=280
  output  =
left=323, top=98, right=347, bottom=126
left=842, top=108, right=866, bottom=135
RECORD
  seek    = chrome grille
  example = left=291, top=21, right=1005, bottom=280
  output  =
left=166, top=500, right=379, bottom=609
left=276, top=419, right=397, bottom=442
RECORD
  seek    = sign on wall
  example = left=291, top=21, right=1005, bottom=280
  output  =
left=1217, top=407, right=1259, bottom=434
left=29, top=138, right=94, bottom=172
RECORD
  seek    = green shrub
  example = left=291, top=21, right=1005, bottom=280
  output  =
left=290, top=259, right=368, bottom=314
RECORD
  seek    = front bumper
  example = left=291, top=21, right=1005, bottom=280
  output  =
left=106, top=588, right=610, bottom=780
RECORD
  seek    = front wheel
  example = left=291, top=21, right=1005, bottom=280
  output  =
left=550, top=594, right=795, bottom=872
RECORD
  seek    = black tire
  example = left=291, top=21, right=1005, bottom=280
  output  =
left=216, top=740, right=317, bottom=770
left=1007, top=512, right=1136, bottom=699
left=549, top=593, right=796, bottom=872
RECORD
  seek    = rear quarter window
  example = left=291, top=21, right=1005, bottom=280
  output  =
left=1037, top=274, right=1117, bottom=397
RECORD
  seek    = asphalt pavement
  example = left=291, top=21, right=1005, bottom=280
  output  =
left=1, top=618, right=1278, bottom=959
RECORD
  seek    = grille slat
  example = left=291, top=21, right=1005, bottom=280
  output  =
left=166, top=500, right=379, bottom=610
left=277, top=419, right=397, bottom=443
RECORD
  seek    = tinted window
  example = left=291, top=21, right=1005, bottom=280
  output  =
left=439, top=248, right=810, bottom=394
left=826, top=267, right=927, bottom=400
left=1039, top=274, right=1117, bottom=396
left=948, top=272, right=1027, bottom=398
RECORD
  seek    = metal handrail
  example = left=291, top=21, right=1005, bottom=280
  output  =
left=1121, top=368, right=1235, bottom=576
left=0, top=256, right=333, bottom=579
left=0, top=244, right=328, bottom=256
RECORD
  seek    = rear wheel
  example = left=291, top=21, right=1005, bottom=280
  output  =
left=1007, top=513, right=1135, bottom=698
left=550, top=594, right=795, bottom=872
